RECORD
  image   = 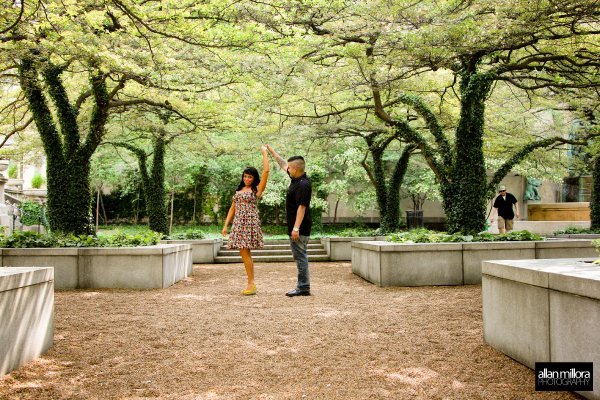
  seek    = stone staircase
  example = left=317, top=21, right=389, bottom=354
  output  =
left=215, top=239, right=329, bottom=263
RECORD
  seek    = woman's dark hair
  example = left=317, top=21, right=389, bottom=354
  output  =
left=236, top=166, right=261, bottom=192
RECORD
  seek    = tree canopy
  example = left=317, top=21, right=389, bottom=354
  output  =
left=1, top=0, right=598, bottom=234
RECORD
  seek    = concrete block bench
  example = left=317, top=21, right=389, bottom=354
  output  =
left=351, top=239, right=597, bottom=286
left=0, top=244, right=192, bottom=289
left=160, top=238, right=222, bottom=264
left=482, top=258, right=600, bottom=399
left=0, top=267, right=54, bottom=376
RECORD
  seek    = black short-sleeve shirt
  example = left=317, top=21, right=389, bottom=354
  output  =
left=286, top=173, right=312, bottom=236
left=493, top=192, right=518, bottom=219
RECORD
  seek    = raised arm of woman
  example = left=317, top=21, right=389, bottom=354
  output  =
left=256, top=145, right=270, bottom=198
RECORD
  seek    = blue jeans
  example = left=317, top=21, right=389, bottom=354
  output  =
left=290, top=235, right=310, bottom=290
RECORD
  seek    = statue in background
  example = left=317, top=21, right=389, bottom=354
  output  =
left=524, top=177, right=542, bottom=201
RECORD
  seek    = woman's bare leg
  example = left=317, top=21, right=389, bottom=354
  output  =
left=239, top=248, right=255, bottom=290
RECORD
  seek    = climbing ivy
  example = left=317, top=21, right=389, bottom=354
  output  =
left=114, top=134, right=169, bottom=235
left=18, top=58, right=107, bottom=235
left=362, top=131, right=414, bottom=233
left=591, top=156, right=600, bottom=230
left=443, top=71, right=494, bottom=234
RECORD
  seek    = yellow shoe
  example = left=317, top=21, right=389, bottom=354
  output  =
left=241, top=283, right=257, bottom=296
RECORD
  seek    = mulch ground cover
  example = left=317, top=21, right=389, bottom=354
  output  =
left=0, top=261, right=577, bottom=399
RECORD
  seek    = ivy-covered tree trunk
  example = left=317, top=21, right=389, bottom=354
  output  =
left=370, top=148, right=389, bottom=229
left=590, top=155, right=600, bottom=231
left=147, top=135, right=168, bottom=234
left=116, top=134, right=168, bottom=234
left=18, top=58, right=107, bottom=234
left=443, top=71, right=493, bottom=234
left=366, top=142, right=413, bottom=233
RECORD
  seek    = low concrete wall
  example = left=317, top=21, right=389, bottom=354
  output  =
left=0, top=267, right=54, bottom=376
left=321, top=236, right=389, bottom=261
left=555, top=233, right=600, bottom=239
left=1, top=244, right=192, bottom=289
left=462, top=242, right=535, bottom=285
left=535, top=240, right=597, bottom=259
left=482, top=258, right=600, bottom=400
left=2, top=248, right=79, bottom=288
left=510, top=221, right=591, bottom=235
left=352, top=241, right=463, bottom=286
left=161, top=238, right=222, bottom=264
left=351, top=239, right=597, bottom=286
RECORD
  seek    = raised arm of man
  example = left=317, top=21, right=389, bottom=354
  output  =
left=266, top=144, right=288, bottom=172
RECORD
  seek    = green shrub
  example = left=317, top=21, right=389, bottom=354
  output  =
left=165, top=230, right=205, bottom=240
left=31, top=173, right=45, bottom=189
left=592, top=239, right=600, bottom=254
left=554, top=226, right=600, bottom=235
left=0, top=230, right=161, bottom=248
left=7, top=164, right=17, bottom=179
left=20, top=201, right=47, bottom=227
left=388, top=229, right=542, bottom=243
left=334, top=227, right=379, bottom=237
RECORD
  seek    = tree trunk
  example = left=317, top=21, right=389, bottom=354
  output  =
left=590, top=155, right=600, bottom=231
left=19, top=58, right=95, bottom=234
left=383, top=145, right=414, bottom=232
left=368, top=145, right=413, bottom=233
left=147, top=135, right=168, bottom=234
left=370, top=149, right=390, bottom=230
left=443, top=71, right=493, bottom=234
left=192, top=185, right=197, bottom=224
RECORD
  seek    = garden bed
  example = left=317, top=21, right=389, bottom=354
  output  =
left=482, top=258, right=600, bottom=399
left=351, top=239, right=597, bottom=286
left=0, top=244, right=192, bottom=289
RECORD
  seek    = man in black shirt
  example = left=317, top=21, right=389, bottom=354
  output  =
left=267, top=145, right=312, bottom=296
left=490, top=185, right=520, bottom=233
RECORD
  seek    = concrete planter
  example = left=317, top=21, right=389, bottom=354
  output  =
left=482, top=258, right=600, bottom=400
left=161, top=238, right=222, bottom=263
left=554, top=233, right=600, bottom=239
left=535, top=239, right=598, bottom=259
left=321, top=236, right=387, bottom=261
left=352, top=241, right=463, bottom=286
left=351, top=239, right=597, bottom=286
left=1, top=244, right=192, bottom=289
left=462, top=242, right=536, bottom=285
left=512, top=221, right=590, bottom=235
left=1, top=267, right=54, bottom=376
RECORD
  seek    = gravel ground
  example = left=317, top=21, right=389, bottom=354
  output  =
left=0, top=261, right=578, bottom=399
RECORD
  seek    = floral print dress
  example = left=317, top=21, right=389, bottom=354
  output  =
left=228, top=190, right=264, bottom=249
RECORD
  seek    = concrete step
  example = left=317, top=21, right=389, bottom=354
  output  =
left=221, top=243, right=324, bottom=251
left=223, top=239, right=322, bottom=245
left=214, top=254, right=331, bottom=263
left=216, top=238, right=329, bottom=263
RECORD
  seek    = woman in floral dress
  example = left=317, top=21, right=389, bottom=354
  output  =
left=222, top=145, right=269, bottom=295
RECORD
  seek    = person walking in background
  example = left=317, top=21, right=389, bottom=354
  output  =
left=490, top=185, right=520, bottom=234
left=266, top=144, right=312, bottom=297
left=222, top=145, right=270, bottom=295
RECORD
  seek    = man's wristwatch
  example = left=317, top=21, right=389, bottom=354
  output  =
left=293, top=227, right=299, bottom=232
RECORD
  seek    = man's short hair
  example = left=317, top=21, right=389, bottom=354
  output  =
left=287, top=156, right=305, bottom=171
